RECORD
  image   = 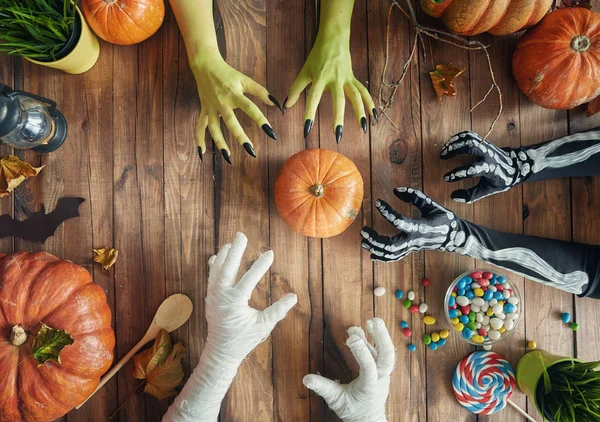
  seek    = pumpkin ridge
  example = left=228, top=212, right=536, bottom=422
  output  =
left=321, top=195, right=351, bottom=222
left=118, top=3, right=158, bottom=36
left=317, top=150, right=339, bottom=183
left=277, top=194, right=313, bottom=220
left=26, top=262, right=93, bottom=324
left=18, top=357, right=73, bottom=416
left=319, top=153, right=347, bottom=185
left=113, top=8, right=140, bottom=44
left=323, top=168, right=360, bottom=186
left=295, top=155, right=318, bottom=186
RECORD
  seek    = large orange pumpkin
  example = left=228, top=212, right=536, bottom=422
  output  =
left=0, top=252, right=115, bottom=422
left=420, top=0, right=553, bottom=36
left=82, top=0, right=165, bottom=45
left=513, top=8, right=600, bottom=110
left=275, top=148, right=364, bottom=238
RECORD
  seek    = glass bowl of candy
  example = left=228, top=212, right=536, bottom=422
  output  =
left=444, top=270, right=521, bottom=347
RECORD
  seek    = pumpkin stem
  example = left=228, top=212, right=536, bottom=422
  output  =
left=10, top=324, right=27, bottom=347
left=571, top=35, right=591, bottom=53
left=309, top=184, right=325, bottom=197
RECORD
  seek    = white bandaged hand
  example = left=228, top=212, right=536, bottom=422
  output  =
left=163, top=232, right=298, bottom=422
left=303, top=318, right=395, bottom=422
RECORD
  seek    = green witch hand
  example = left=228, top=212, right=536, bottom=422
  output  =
left=284, top=0, right=377, bottom=143
left=190, top=55, right=280, bottom=163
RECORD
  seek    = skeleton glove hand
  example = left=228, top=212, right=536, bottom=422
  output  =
left=440, top=131, right=528, bottom=204
left=361, top=187, right=466, bottom=262
left=303, top=318, right=395, bottom=422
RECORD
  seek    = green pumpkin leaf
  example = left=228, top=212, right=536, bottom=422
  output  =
left=31, top=323, right=74, bottom=366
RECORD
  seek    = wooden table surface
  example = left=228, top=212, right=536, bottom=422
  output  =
left=2, top=1, right=600, bottom=421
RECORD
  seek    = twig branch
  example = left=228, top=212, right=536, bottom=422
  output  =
left=379, top=0, right=503, bottom=139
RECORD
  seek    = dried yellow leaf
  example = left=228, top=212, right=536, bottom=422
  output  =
left=93, top=247, right=119, bottom=271
left=0, top=155, right=43, bottom=198
left=429, top=64, right=465, bottom=103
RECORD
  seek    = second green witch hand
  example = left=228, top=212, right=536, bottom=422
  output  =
left=284, top=0, right=377, bottom=143
left=190, top=54, right=279, bottom=163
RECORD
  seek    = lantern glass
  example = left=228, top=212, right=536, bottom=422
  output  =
left=0, top=95, right=56, bottom=149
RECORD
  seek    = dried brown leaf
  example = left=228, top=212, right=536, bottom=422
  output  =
left=132, top=329, right=186, bottom=401
left=429, top=64, right=465, bottom=103
left=0, top=155, right=43, bottom=198
left=93, top=247, right=119, bottom=271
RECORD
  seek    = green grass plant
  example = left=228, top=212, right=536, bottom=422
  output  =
left=537, top=360, right=600, bottom=422
left=0, top=0, right=79, bottom=60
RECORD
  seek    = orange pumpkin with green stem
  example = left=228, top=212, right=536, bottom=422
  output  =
left=275, top=149, right=364, bottom=238
left=0, top=252, right=115, bottom=422
left=82, top=0, right=165, bottom=45
left=420, top=0, right=553, bottom=36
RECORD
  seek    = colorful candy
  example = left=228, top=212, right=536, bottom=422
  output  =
left=403, top=299, right=412, bottom=309
left=374, top=286, right=386, bottom=297
left=571, top=322, right=580, bottom=331
left=447, top=271, right=519, bottom=344
left=528, top=340, right=537, bottom=350
left=440, top=329, right=449, bottom=339
left=423, top=315, right=436, bottom=325
left=409, top=304, right=419, bottom=314
left=429, top=342, right=438, bottom=351
left=407, top=290, right=416, bottom=301
left=403, top=327, right=412, bottom=337
left=419, top=303, right=429, bottom=313
left=452, top=351, right=515, bottom=415
left=408, top=343, right=416, bottom=352
left=400, top=321, right=408, bottom=329
left=431, top=332, right=440, bottom=342
left=423, top=333, right=432, bottom=345
left=395, top=289, right=404, bottom=299
left=422, top=278, right=431, bottom=287
left=561, top=312, right=571, bottom=323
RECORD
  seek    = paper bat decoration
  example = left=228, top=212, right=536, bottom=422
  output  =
left=0, top=197, right=85, bottom=243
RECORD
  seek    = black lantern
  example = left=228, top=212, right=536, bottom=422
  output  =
left=0, top=83, right=67, bottom=153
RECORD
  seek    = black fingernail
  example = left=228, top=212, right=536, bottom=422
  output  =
left=221, top=149, right=232, bottom=164
left=268, top=95, right=282, bottom=111
left=282, top=97, right=288, bottom=114
left=243, top=142, right=256, bottom=158
left=197, top=147, right=203, bottom=161
left=335, top=125, right=343, bottom=144
left=262, top=124, right=277, bottom=140
left=304, top=119, right=313, bottom=138
left=361, top=117, right=367, bottom=133
left=372, top=108, right=379, bottom=124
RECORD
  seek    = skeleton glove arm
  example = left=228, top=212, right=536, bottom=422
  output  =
left=361, top=188, right=600, bottom=298
left=441, top=128, right=600, bottom=203
left=162, top=233, right=298, bottom=422
left=303, top=318, right=395, bottom=422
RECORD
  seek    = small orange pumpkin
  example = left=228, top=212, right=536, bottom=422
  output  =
left=420, top=0, right=553, bottom=36
left=513, top=8, right=600, bottom=110
left=275, top=148, right=364, bottom=238
left=82, top=0, right=165, bottom=45
left=0, top=252, right=115, bottom=422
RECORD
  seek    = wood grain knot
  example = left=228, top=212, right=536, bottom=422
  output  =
left=389, top=139, right=408, bottom=165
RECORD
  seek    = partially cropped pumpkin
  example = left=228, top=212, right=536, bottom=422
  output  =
left=513, top=8, right=600, bottom=110
left=420, top=0, right=553, bottom=36
left=0, top=252, right=115, bottom=422
left=82, top=0, right=165, bottom=45
left=275, top=148, right=364, bottom=238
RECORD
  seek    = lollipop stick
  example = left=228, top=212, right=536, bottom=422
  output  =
left=507, top=399, right=539, bottom=422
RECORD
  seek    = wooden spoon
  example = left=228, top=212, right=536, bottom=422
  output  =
left=76, top=293, right=194, bottom=409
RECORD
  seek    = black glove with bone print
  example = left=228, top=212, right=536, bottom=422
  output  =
left=361, top=187, right=600, bottom=299
left=441, top=128, right=600, bottom=203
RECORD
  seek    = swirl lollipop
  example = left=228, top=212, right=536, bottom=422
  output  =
left=453, top=351, right=538, bottom=422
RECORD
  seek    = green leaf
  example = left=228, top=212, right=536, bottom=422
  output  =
left=31, top=322, right=74, bottom=366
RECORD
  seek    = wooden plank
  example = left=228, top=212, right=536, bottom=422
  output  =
left=366, top=2, right=426, bottom=421
left=568, top=107, right=600, bottom=364
left=0, top=55, right=14, bottom=255
left=15, top=62, right=65, bottom=256
left=310, top=1, right=374, bottom=420
left=161, top=1, right=216, bottom=397
left=468, top=34, right=528, bottom=422
left=519, top=94, right=573, bottom=420
left=266, top=0, right=313, bottom=420
left=418, top=18, right=476, bottom=422
left=112, top=44, right=148, bottom=421
left=216, top=0, right=273, bottom=419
